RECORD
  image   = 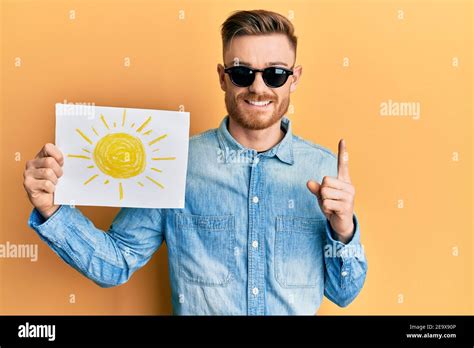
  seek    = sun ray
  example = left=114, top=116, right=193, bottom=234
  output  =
left=137, top=182, right=144, bottom=187
left=87, top=165, right=94, bottom=168
left=148, top=134, right=168, bottom=146
left=151, top=167, right=162, bottom=173
left=152, top=157, right=176, bottom=161
left=92, top=127, right=99, bottom=136
left=68, top=154, right=91, bottom=159
left=104, top=180, right=109, bottom=184
left=143, top=129, right=152, bottom=136
left=82, top=148, right=91, bottom=153
left=100, top=114, right=110, bottom=130
left=136, top=116, right=151, bottom=133
left=84, top=174, right=99, bottom=185
left=119, top=182, right=123, bottom=200
left=113, top=121, right=117, bottom=128
left=76, top=129, right=93, bottom=145
left=146, top=176, right=164, bottom=189
left=152, top=148, right=160, bottom=152
left=122, top=109, right=127, bottom=127
left=131, top=122, right=135, bottom=128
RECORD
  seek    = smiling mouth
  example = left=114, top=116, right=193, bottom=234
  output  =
left=244, top=99, right=273, bottom=107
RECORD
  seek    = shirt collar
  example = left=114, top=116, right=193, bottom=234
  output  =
left=216, top=115, right=294, bottom=165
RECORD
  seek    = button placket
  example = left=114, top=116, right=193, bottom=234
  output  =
left=247, top=150, right=264, bottom=315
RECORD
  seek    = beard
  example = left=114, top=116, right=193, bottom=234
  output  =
left=225, top=90, right=290, bottom=130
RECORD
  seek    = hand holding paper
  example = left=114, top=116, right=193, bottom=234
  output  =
left=23, top=143, right=64, bottom=219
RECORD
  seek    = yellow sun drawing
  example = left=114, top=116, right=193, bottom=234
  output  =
left=67, top=109, right=176, bottom=200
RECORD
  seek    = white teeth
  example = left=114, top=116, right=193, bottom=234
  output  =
left=247, top=100, right=270, bottom=106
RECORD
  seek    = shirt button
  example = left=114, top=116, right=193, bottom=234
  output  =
left=252, top=196, right=259, bottom=204
left=341, top=271, right=348, bottom=277
left=252, top=287, right=259, bottom=296
left=252, top=240, right=258, bottom=249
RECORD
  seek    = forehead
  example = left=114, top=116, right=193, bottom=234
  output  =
left=224, top=34, right=295, bottom=68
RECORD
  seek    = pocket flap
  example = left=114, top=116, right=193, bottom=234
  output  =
left=276, top=216, right=325, bottom=233
left=176, top=213, right=234, bottom=231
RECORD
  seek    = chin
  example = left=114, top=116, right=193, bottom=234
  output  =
left=225, top=93, right=289, bottom=131
left=232, top=110, right=281, bottom=131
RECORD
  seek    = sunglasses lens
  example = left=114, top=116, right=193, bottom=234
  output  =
left=263, top=68, right=290, bottom=87
left=226, top=66, right=292, bottom=88
left=229, top=67, right=254, bottom=87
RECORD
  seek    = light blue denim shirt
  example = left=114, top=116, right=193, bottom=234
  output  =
left=28, top=115, right=367, bottom=315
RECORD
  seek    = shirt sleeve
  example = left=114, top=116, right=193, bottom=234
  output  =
left=323, top=213, right=368, bottom=307
left=28, top=204, right=164, bottom=288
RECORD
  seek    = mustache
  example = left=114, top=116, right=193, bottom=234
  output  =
left=238, top=93, right=276, bottom=102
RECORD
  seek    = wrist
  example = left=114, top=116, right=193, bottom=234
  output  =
left=38, top=205, right=60, bottom=220
left=332, top=221, right=354, bottom=244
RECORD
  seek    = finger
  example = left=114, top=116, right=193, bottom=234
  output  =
left=30, top=167, right=59, bottom=185
left=321, top=199, right=344, bottom=214
left=26, top=178, right=55, bottom=194
left=321, top=176, right=354, bottom=193
left=320, top=186, right=350, bottom=201
left=337, top=139, right=351, bottom=183
left=29, top=157, right=64, bottom=178
left=36, top=143, right=64, bottom=166
left=306, top=180, right=321, bottom=199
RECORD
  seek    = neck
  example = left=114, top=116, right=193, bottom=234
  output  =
left=228, top=117, right=285, bottom=152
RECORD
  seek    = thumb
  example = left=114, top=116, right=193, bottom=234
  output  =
left=306, top=180, right=321, bottom=198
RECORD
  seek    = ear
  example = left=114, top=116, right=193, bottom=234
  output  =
left=217, top=63, right=227, bottom=92
left=289, top=65, right=302, bottom=93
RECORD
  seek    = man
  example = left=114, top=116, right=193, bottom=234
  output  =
left=24, top=9, right=367, bottom=315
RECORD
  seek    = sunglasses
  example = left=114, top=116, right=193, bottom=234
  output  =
left=224, top=65, right=294, bottom=88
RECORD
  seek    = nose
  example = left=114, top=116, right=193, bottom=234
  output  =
left=248, top=71, right=269, bottom=95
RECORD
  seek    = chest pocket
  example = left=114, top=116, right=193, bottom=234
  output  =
left=175, top=213, right=236, bottom=287
left=274, top=216, right=326, bottom=288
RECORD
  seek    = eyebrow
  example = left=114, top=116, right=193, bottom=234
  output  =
left=226, top=61, right=290, bottom=68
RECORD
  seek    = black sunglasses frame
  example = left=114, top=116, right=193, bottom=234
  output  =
left=224, top=65, right=294, bottom=88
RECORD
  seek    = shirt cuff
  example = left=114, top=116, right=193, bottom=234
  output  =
left=28, top=205, right=74, bottom=245
left=325, top=214, right=362, bottom=260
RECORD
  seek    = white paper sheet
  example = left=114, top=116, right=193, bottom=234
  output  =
left=54, top=104, right=190, bottom=208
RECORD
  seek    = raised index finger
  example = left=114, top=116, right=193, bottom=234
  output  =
left=337, top=139, right=350, bottom=183
left=36, top=143, right=64, bottom=166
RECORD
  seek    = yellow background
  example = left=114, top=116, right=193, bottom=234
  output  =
left=0, top=0, right=472, bottom=315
